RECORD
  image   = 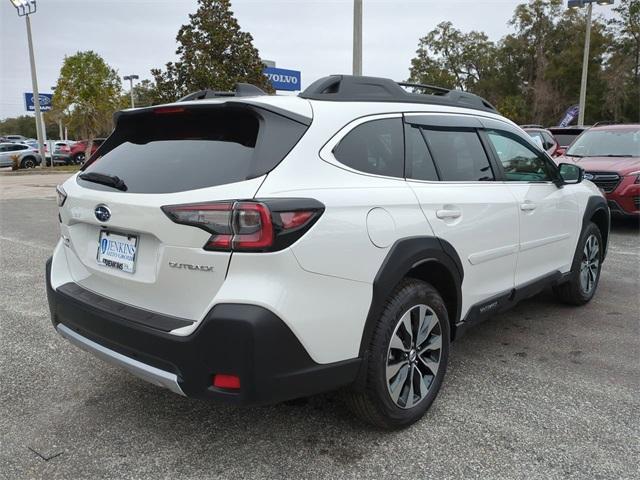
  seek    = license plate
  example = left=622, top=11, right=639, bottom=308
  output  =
left=96, top=231, right=138, bottom=274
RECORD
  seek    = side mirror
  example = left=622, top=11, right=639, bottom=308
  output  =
left=558, top=163, right=583, bottom=185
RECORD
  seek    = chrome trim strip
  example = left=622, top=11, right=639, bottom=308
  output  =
left=56, top=324, right=185, bottom=396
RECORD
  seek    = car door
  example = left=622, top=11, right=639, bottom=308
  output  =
left=483, top=128, right=580, bottom=286
left=0, top=144, right=11, bottom=166
left=404, top=114, right=520, bottom=320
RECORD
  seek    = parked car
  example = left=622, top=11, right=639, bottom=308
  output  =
left=522, top=126, right=561, bottom=156
left=0, top=142, right=42, bottom=168
left=547, top=126, right=589, bottom=156
left=4, top=134, right=29, bottom=143
left=68, top=138, right=105, bottom=164
left=48, top=75, right=609, bottom=429
left=48, top=141, right=77, bottom=166
left=557, top=124, right=639, bottom=216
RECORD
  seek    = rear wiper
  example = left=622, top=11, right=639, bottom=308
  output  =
left=79, top=172, right=127, bottom=191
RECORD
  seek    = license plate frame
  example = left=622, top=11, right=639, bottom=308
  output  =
left=96, top=230, right=139, bottom=274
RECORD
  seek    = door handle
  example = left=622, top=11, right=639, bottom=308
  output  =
left=520, top=202, right=537, bottom=211
left=436, top=208, right=462, bottom=219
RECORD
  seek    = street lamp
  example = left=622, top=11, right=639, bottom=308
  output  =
left=123, top=75, right=139, bottom=108
left=8, top=0, right=48, bottom=167
left=567, top=0, right=615, bottom=127
left=353, top=0, right=362, bottom=76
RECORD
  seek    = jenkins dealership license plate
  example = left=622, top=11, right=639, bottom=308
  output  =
left=96, top=231, right=138, bottom=274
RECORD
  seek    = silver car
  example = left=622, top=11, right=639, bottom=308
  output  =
left=0, top=143, right=42, bottom=168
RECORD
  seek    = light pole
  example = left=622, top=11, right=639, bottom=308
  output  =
left=568, top=0, right=614, bottom=127
left=123, top=75, right=139, bottom=108
left=8, top=0, right=48, bottom=167
left=353, top=0, right=362, bottom=76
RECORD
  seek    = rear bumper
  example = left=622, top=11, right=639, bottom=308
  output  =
left=46, top=258, right=360, bottom=405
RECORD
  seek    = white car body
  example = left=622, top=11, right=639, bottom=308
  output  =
left=47, top=75, right=609, bottom=426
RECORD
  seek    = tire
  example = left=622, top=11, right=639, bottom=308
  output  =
left=20, top=157, right=36, bottom=169
left=345, top=279, right=450, bottom=429
left=553, top=222, right=603, bottom=306
left=73, top=153, right=85, bottom=164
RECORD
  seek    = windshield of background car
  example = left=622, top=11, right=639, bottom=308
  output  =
left=566, top=128, right=640, bottom=157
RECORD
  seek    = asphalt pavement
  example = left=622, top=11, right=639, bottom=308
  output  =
left=1, top=175, right=638, bottom=479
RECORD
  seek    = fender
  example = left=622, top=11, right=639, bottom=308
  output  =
left=581, top=195, right=610, bottom=261
left=358, top=236, right=463, bottom=359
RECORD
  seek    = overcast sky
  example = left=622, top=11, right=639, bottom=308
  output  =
left=0, top=0, right=617, bottom=120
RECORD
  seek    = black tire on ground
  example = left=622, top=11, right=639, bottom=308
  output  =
left=73, top=153, right=85, bottom=164
left=20, top=157, right=36, bottom=169
left=345, top=278, right=450, bottom=429
left=553, top=221, right=603, bottom=306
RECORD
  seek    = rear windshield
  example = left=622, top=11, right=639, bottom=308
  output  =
left=566, top=128, right=640, bottom=157
left=79, top=105, right=307, bottom=194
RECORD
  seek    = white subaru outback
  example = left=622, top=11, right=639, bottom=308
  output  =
left=47, top=75, right=609, bottom=429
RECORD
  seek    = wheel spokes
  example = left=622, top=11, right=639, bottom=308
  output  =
left=419, top=334, right=442, bottom=355
left=386, top=359, right=408, bottom=382
left=386, top=304, right=442, bottom=409
left=389, top=363, right=410, bottom=403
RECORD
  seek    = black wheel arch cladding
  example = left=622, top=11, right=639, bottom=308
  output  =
left=358, top=236, right=463, bottom=360
left=582, top=195, right=610, bottom=261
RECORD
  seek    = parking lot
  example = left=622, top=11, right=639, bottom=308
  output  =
left=1, top=171, right=638, bottom=480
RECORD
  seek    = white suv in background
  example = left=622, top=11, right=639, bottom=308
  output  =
left=47, top=75, right=609, bottom=429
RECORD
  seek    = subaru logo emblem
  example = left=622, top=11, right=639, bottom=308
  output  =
left=584, top=173, right=594, bottom=181
left=94, top=205, right=111, bottom=222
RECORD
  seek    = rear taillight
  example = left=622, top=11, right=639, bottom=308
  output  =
left=162, top=199, right=324, bottom=252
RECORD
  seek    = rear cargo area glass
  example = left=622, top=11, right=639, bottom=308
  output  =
left=79, top=105, right=307, bottom=194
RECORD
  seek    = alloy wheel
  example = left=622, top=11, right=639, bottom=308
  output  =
left=386, top=304, right=442, bottom=409
left=580, top=234, right=600, bottom=294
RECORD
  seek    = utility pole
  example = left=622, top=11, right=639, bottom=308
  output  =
left=352, top=0, right=362, bottom=76
left=577, top=2, right=592, bottom=127
left=568, top=0, right=614, bottom=126
left=123, top=75, right=139, bottom=108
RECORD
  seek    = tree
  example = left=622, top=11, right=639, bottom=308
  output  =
left=151, top=0, right=272, bottom=102
left=130, top=79, right=160, bottom=108
left=408, top=22, right=499, bottom=97
left=407, top=0, right=623, bottom=126
left=0, top=115, right=57, bottom=139
left=51, top=51, right=122, bottom=155
left=608, top=0, right=640, bottom=122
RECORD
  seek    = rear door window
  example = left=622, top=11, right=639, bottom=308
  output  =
left=333, top=118, right=404, bottom=178
left=404, top=124, right=438, bottom=181
left=421, top=129, right=494, bottom=181
left=79, top=106, right=308, bottom=194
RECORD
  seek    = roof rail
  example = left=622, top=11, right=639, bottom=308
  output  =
left=520, top=124, right=545, bottom=129
left=178, top=83, right=267, bottom=102
left=299, top=75, right=497, bottom=113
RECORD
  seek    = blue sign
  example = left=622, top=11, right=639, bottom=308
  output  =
left=559, top=105, right=579, bottom=127
left=24, top=92, right=53, bottom=112
left=263, top=67, right=301, bottom=91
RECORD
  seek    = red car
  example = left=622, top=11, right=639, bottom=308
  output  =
left=69, top=138, right=105, bottom=164
left=557, top=124, right=639, bottom=216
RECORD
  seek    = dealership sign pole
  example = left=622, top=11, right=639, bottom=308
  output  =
left=568, top=0, right=615, bottom=127
left=9, top=0, right=48, bottom=167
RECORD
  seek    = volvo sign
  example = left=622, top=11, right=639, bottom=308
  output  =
left=24, top=92, right=53, bottom=112
left=263, top=67, right=301, bottom=92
